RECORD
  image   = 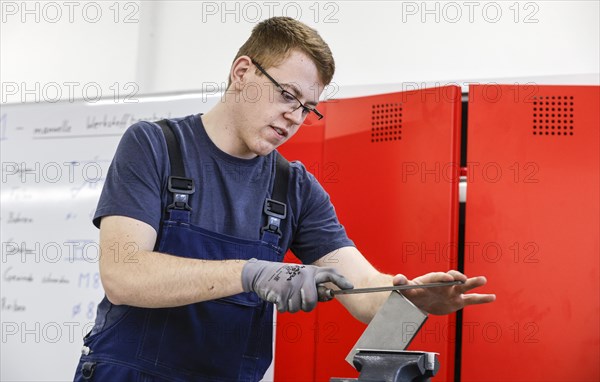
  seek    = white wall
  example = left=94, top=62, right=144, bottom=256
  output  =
left=1, top=0, right=598, bottom=104
left=1, top=0, right=141, bottom=103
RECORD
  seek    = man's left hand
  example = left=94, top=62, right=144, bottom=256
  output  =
left=393, top=270, right=496, bottom=315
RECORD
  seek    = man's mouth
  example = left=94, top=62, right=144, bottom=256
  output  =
left=270, top=125, right=288, bottom=138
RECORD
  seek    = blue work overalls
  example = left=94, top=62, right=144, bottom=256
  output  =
left=74, top=119, right=288, bottom=381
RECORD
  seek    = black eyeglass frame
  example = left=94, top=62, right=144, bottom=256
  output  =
left=250, top=58, right=324, bottom=122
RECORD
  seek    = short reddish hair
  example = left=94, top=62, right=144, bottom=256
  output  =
left=230, top=17, right=335, bottom=87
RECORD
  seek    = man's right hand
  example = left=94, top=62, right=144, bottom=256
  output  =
left=241, top=259, right=354, bottom=313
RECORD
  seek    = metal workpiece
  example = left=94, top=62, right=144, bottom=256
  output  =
left=331, top=291, right=439, bottom=381
left=346, top=291, right=428, bottom=364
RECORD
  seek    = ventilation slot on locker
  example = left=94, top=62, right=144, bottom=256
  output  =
left=532, top=95, right=574, bottom=136
left=371, top=102, right=403, bottom=143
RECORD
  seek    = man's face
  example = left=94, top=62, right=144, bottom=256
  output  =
left=233, top=50, right=325, bottom=158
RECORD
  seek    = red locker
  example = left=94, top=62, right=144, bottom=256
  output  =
left=314, top=86, right=463, bottom=381
left=462, top=85, right=600, bottom=381
left=275, top=105, right=328, bottom=382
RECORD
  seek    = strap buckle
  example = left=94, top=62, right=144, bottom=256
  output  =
left=261, top=198, right=287, bottom=236
left=167, top=176, right=195, bottom=211
left=264, top=198, right=286, bottom=219
left=168, top=176, right=195, bottom=194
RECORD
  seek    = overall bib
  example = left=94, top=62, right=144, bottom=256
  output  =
left=74, top=119, right=288, bottom=381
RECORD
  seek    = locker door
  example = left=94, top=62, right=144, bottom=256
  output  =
left=463, top=85, right=600, bottom=381
left=274, top=105, right=328, bottom=382
left=316, top=86, right=463, bottom=381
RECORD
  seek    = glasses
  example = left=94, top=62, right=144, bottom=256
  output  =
left=251, top=59, right=323, bottom=125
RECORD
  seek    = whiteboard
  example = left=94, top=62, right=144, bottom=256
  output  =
left=0, top=93, right=250, bottom=381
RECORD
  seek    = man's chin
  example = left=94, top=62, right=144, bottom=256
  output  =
left=253, top=142, right=280, bottom=157
left=254, top=148, right=276, bottom=157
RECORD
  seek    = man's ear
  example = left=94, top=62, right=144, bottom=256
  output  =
left=230, top=56, right=253, bottom=91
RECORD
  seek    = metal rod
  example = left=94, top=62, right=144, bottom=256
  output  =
left=331, top=280, right=464, bottom=295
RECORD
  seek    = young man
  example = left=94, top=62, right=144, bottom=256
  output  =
left=74, top=17, right=495, bottom=382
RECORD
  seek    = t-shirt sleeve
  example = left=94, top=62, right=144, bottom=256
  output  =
left=93, top=121, right=167, bottom=232
left=289, top=162, right=355, bottom=264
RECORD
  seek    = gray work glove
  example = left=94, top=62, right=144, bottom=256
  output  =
left=241, top=259, right=354, bottom=313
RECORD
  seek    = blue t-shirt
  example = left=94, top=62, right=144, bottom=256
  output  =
left=93, top=114, right=353, bottom=264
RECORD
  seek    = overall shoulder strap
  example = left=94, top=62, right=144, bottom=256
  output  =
left=261, top=152, right=290, bottom=238
left=156, top=119, right=185, bottom=178
left=272, top=152, right=290, bottom=206
left=155, top=119, right=195, bottom=211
